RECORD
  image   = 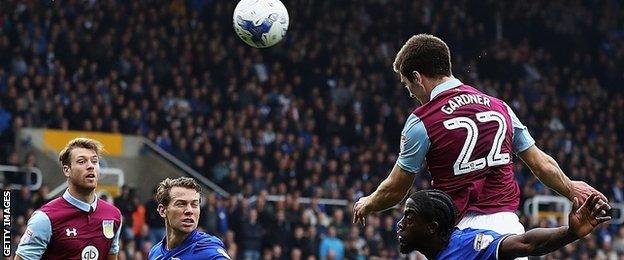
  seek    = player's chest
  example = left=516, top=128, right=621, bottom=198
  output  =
left=51, top=214, right=117, bottom=245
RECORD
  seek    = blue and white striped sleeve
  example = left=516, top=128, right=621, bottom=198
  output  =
left=396, top=114, right=430, bottom=174
left=505, top=103, right=535, bottom=154
left=16, top=211, right=52, bottom=259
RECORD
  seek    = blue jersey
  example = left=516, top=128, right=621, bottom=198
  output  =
left=436, top=228, right=511, bottom=260
left=148, top=230, right=231, bottom=260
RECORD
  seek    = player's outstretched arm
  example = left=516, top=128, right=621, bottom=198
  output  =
left=353, top=163, right=415, bottom=225
left=518, top=145, right=608, bottom=205
left=498, top=194, right=611, bottom=259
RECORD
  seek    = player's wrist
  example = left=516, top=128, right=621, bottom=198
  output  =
left=563, top=226, right=580, bottom=240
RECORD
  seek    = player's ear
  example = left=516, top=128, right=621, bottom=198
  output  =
left=62, top=164, right=70, bottom=177
left=157, top=204, right=166, bottom=218
left=427, top=221, right=439, bottom=236
left=411, top=71, right=422, bottom=85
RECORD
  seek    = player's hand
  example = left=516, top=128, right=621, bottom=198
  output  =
left=353, top=195, right=372, bottom=226
left=569, top=180, right=610, bottom=212
left=568, top=194, right=611, bottom=238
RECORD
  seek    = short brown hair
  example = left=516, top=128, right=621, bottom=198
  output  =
left=156, top=177, right=202, bottom=206
left=58, top=138, right=104, bottom=166
left=393, top=34, right=452, bottom=80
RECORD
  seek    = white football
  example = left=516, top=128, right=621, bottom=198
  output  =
left=233, top=0, right=289, bottom=48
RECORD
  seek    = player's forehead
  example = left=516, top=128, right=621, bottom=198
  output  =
left=169, top=186, right=200, bottom=202
left=404, top=198, right=417, bottom=214
left=70, top=147, right=98, bottom=160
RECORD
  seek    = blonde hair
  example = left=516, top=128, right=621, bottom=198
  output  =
left=58, top=138, right=104, bottom=166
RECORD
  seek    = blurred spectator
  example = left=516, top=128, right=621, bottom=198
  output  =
left=319, top=226, right=345, bottom=260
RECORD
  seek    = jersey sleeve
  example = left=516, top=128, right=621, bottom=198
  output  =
left=109, top=218, right=122, bottom=254
left=15, top=211, right=52, bottom=260
left=504, top=103, right=535, bottom=154
left=396, top=114, right=430, bottom=174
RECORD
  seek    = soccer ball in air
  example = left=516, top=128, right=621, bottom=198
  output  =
left=233, top=0, right=289, bottom=48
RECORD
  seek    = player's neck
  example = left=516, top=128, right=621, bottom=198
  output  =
left=67, top=185, right=96, bottom=204
left=426, top=75, right=455, bottom=95
left=166, top=229, right=192, bottom=250
left=418, top=239, right=447, bottom=259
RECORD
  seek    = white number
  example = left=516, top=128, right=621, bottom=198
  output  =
left=476, top=111, right=511, bottom=167
left=443, top=111, right=510, bottom=175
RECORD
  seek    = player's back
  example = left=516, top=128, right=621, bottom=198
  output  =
left=413, top=83, right=519, bottom=219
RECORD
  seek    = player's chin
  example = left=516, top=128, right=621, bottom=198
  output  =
left=80, top=182, right=97, bottom=190
left=179, top=222, right=197, bottom=232
left=398, top=243, right=413, bottom=254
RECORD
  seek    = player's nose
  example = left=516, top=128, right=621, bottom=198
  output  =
left=397, top=217, right=405, bottom=230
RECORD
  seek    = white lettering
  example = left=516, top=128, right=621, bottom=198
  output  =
left=483, top=97, right=491, bottom=107
left=453, top=96, right=465, bottom=106
left=449, top=100, right=459, bottom=111
left=441, top=105, right=453, bottom=115
left=2, top=190, right=10, bottom=257
left=475, top=95, right=482, bottom=104
left=462, top=94, right=472, bottom=104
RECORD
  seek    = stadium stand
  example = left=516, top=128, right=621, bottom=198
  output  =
left=1, top=0, right=624, bottom=259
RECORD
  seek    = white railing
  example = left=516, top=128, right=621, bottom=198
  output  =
left=523, top=195, right=623, bottom=225
left=0, top=165, right=43, bottom=190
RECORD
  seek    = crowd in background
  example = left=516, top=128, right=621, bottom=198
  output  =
left=2, top=0, right=624, bottom=259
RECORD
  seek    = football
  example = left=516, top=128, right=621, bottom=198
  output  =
left=233, top=0, right=289, bottom=48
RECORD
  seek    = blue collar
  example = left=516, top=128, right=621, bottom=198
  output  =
left=430, top=78, right=463, bottom=100
left=62, top=189, right=98, bottom=212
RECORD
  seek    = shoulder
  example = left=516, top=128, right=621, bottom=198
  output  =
left=37, top=198, right=71, bottom=220
left=402, top=114, right=424, bottom=131
left=440, top=228, right=506, bottom=259
left=148, top=240, right=163, bottom=259
left=26, top=210, right=52, bottom=229
left=98, top=199, right=122, bottom=215
left=38, top=197, right=65, bottom=212
left=192, top=231, right=226, bottom=252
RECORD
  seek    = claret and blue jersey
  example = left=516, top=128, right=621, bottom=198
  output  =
left=397, top=78, right=536, bottom=219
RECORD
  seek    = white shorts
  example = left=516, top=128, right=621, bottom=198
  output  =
left=457, top=211, right=526, bottom=235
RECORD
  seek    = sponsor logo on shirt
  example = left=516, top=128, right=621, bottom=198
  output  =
left=81, top=245, right=99, bottom=260
left=473, top=233, right=494, bottom=251
left=66, top=228, right=77, bottom=237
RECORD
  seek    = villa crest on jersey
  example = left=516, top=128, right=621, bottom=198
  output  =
left=397, top=79, right=534, bottom=221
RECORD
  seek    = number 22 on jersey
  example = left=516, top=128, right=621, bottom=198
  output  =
left=443, top=111, right=510, bottom=175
